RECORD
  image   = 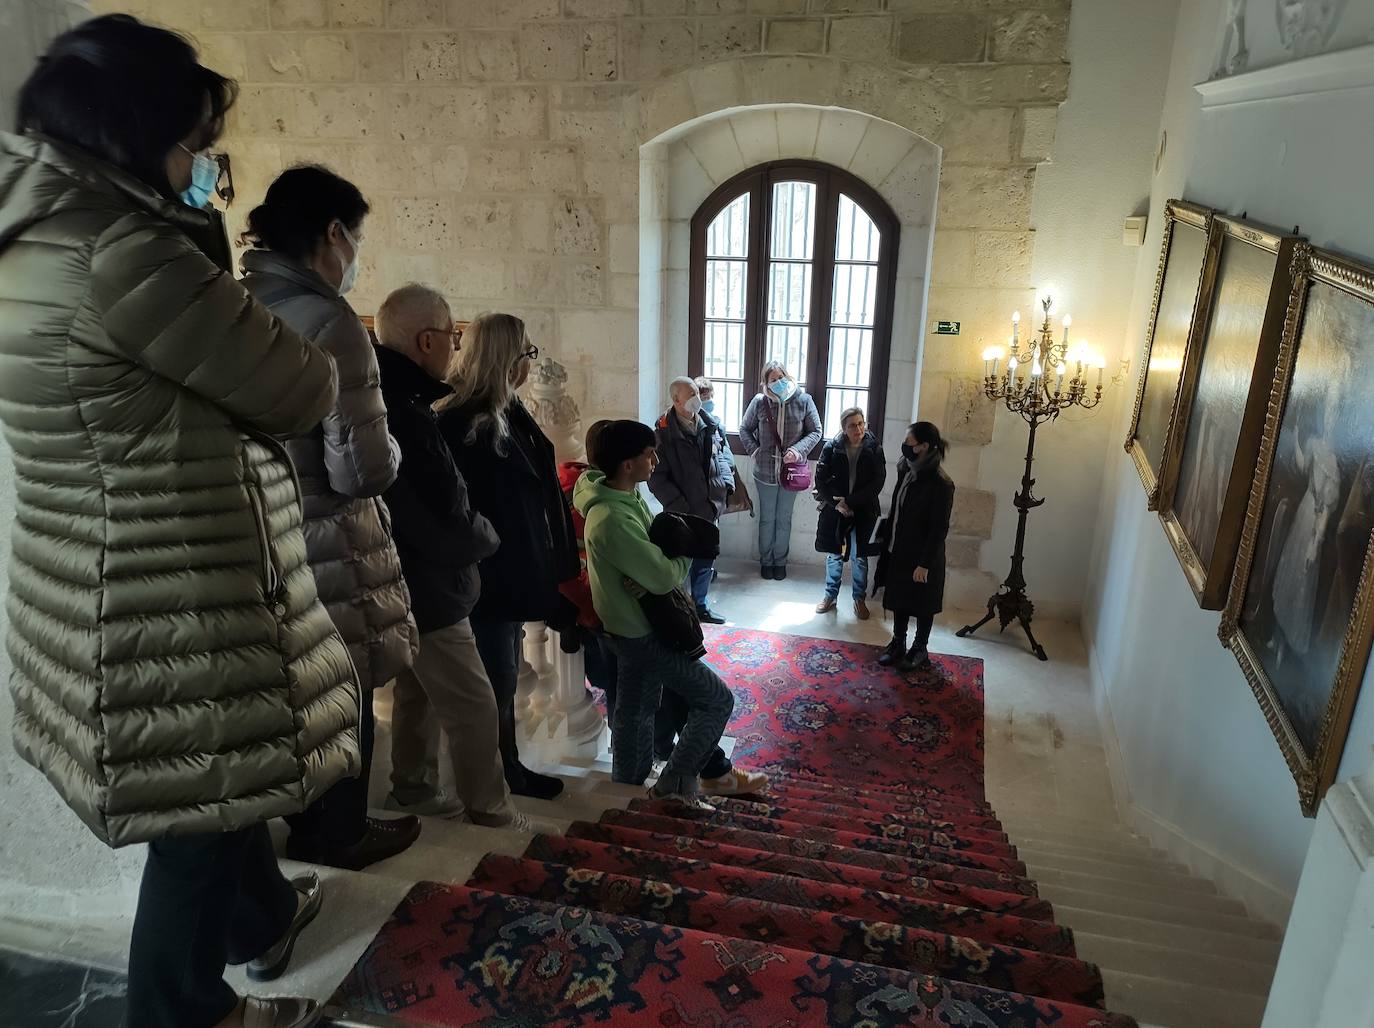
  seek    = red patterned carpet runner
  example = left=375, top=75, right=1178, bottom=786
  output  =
left=332, top=629, right=1136, bottom=1026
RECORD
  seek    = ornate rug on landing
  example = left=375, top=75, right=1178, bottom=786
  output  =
left=703, top=626, right=985, bottom=802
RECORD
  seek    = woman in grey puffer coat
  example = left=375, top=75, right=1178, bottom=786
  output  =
left=241, top=165, right=421, bottom=871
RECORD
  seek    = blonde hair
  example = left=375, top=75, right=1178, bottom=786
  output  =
left=761, top=360, right=790, bottom=386
left=440, top=311, right=529, bottom=449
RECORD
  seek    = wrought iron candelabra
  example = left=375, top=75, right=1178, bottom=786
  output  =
left=955, top=295, right=1106, bottom=661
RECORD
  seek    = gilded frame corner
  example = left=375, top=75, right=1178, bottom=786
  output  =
left=1220, top=244, right=1374, bottom=815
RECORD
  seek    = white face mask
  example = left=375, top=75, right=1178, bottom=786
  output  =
left=334, top=221, right=361, bottom=295
left=683, top=396, right=702, bottom=417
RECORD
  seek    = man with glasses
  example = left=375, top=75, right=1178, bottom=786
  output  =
left=371, top=284, right=543, bottom=833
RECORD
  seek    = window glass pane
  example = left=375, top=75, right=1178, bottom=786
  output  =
left=770, top=181, right=816, bottom=260
left=828, top=327, right=872, bottom=387
left=720, top=381, right=744, bottom=433
left=824, top=388, right=868, bottom=437
left=830, top=263, right=878, bottom=327
left=767, top=262, right=812, bottom=323
left=706, top=193, right=750, bottom=258
left=703, top=321, right=744, bottom=380
left=835, top=194, right=880, bottom=263
left=706, top=258, right=747, bottom=320
left=766, top=324, right=808, bottom=384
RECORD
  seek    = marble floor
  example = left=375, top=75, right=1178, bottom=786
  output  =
left=3, top=558, right=1124, bottom=1022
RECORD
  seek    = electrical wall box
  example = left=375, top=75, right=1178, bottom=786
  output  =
left=1123, top=216, right=1148, bottom=247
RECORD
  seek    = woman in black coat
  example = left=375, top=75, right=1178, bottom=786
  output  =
left=437, top=312, right=579, bottom=800
left=814, top=407, right=886, bottom=620
left=875, top=421, right=955, bottom=669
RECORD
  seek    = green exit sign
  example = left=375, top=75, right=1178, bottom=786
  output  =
left=935, top=320, right=961, bottom=335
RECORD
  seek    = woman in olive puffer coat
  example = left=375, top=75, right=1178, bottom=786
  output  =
left=241, top=166, right=421, bottom=872
left=0, top=16, right=357, bottom=1028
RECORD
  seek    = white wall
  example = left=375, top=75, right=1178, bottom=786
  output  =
left=1084, top=0, right=1374, bottom=921
left=974, top=0, right=1181, bottom=619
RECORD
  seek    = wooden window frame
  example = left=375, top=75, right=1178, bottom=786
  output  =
left=688, top=160, right=900, bottom=455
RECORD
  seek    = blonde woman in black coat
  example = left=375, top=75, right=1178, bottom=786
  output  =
left=875, top=422, right=955, bottom=670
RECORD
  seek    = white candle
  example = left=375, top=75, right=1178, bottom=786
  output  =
left=1062, top=313, right=1072, bottom=348
left=1055, top=362, right=1065, bottom=393
left=1008, top=356, right=1019, bottom=389
left=1012, top=310, right=1021, bottom=348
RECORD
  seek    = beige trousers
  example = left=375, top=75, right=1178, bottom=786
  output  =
left=389, top=618, right=517, bottom=825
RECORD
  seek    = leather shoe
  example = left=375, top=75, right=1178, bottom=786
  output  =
left=854, top=598, right=870, bottom=620
left=696, top=606, right=726, bottom=625
left=877, top=639, right=904, bottom=667
left=774, top=565, right=787, bottom=580
left=511, top=766, right=564, bottom=799
left=760, top=564, right=774, bottom=580
left=815, top=596, right=836, bottom=613
left=906, top=644, right=930, bottom=668
left=284, top=815, right=421, bottom=872
left=246, top=873, right=323, bottom=982
left=242, top=995, right=324, bottom=1028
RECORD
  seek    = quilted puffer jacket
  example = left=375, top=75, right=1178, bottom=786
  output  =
left=0, top=131, right=361, bottom=847
left=241, top=250, right=418, bottom=691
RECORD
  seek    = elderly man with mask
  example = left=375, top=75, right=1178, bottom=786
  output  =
left=649, top=376, right=734, bottom=624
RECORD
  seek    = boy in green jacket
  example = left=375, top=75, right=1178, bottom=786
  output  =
left=574, top=420, right=766, bottom=803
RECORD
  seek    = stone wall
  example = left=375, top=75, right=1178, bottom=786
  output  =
left=94, top=0, right=1070, bottom=432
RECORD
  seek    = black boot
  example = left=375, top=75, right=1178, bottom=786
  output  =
left=774, top=565, right=787, bottom=580
left=905, top=643, right=930, bottom=669
left=877, top=638, right=906, bottom=667
left=761, top=564, right=774, bottom=580
left=284, top=815, right=420, bottom=872
left=511, top=765, right=565, bottom=799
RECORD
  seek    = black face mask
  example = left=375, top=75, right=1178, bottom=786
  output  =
left=901, top=443, right=919, bottom=462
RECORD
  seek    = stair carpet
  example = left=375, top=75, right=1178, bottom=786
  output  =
left=339, top=771, right=1147, bottom=1026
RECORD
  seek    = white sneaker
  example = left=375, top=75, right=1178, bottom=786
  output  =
left=385, top=790, right=465, bottom=819
left=699, top=768, right=770, bottom=797
left=647, top=786, right=714, bottom=812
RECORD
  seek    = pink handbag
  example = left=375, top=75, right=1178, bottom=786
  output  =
left=764, top=401, right=812, bottom=492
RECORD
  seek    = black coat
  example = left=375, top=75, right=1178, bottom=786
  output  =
left=439, top=397, right=580, bottom=624
left=874, top=457, right=955, bottom=618
left=375, top=345, right=499, bottom=634
left=813, top=432, right=887, bottom=558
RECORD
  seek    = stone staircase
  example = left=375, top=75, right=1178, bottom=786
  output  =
left=997, top=811, right=1281, bottom=1028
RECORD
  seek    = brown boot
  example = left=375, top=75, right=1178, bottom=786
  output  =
left=815, top=596, right=837, bottom=613
left=854, top=598, right=870, bottom=620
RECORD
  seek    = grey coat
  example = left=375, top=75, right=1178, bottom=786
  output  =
left=739, top=387, right=823, bottom=486
left=241, top=250, right=418, bottom=691
left=648, top=408, right=734, bottom=521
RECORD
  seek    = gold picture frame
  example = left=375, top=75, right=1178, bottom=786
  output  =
left=1156, top=216, right=1302, bottom=609
left=1125, top=200, right=1221, bottom=509
left=1221, top=244, right=1374, bottom=815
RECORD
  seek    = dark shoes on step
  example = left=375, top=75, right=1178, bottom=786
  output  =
left=878, top=639, right=932, bottom=672
left=511, top=766, right=565, bottom=799
left=760, top=564, right=788, bottom=580
left=696, top=606, right=726, bottom=624
left=232, top=872, right=324, bottom=983
left=242, top=996, right=324, bottom=1028
left=284, top=815, right=420, bottom=872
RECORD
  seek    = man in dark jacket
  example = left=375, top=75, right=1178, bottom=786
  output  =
left=649, top=376, right=734, bottom=624
left=372, top=285, right=533, bottom=832
left=814, top=407, right=887, bottom=621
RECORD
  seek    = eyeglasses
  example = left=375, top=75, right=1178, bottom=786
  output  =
left=521, top=344, right=540, bottom=362
left=424, top=327, right=463, bottom=349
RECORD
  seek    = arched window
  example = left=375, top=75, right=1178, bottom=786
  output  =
left=689, top=161, right=899, bottom=450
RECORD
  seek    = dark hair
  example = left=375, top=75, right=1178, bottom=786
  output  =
left=17, top=15, right=237, bottom=196
left=585, top=419, right=612, bottom=463
left=910, top=421, right=948, bottom=459
left=592, top=420, right=655, bottom=478
left=242, top=165, right=370, bottom=261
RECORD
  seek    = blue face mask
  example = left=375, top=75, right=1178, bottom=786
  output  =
left=769, top=378, right=790, bottom=398
left=179, top=145, right=219, bottom=209
left=701, top=399, right=715, bottom=414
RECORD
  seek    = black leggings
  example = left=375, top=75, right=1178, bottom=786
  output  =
left=893, top=613, right=934, bottom=650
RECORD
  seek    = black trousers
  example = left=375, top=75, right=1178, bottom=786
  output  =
left=469, top=616, right=526, bottom=789
left=286, top=695, right=374, bottom=846
left=126, top=823, right=296, bottom=1028
left=653, top=687, right=732, bottom=780
left=893, top=612, right=935, bottom=649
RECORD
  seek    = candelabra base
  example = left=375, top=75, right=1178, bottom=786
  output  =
left=956, top=585, right=1048, bottom=662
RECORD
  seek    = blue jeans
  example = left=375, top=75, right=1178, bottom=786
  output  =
left=755, top=480, right=797, bottom=566
left=606, top=632, right=734, bottom=796
left=824, top=525, right=869, bottom=601
left=688, top=556, right=714, bottom=610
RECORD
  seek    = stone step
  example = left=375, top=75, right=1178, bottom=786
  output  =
left=1055, top=906, right=1283, bottom=964
left=1028, top=866, right=1243, bottom=914
left=1002, top=821, right=1162, bottom=853
left=1004, top=832, right=1169, bottom=866
left=1073, top=930, right=1276, bottom=996
left=998, top=811, right=1144, bottom=837
left=1040, top=884, right=1275, bottom=937
left=1102, top=968, right=1268, bottom=1028
left=1018, top=846, right=1192, bottom=882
